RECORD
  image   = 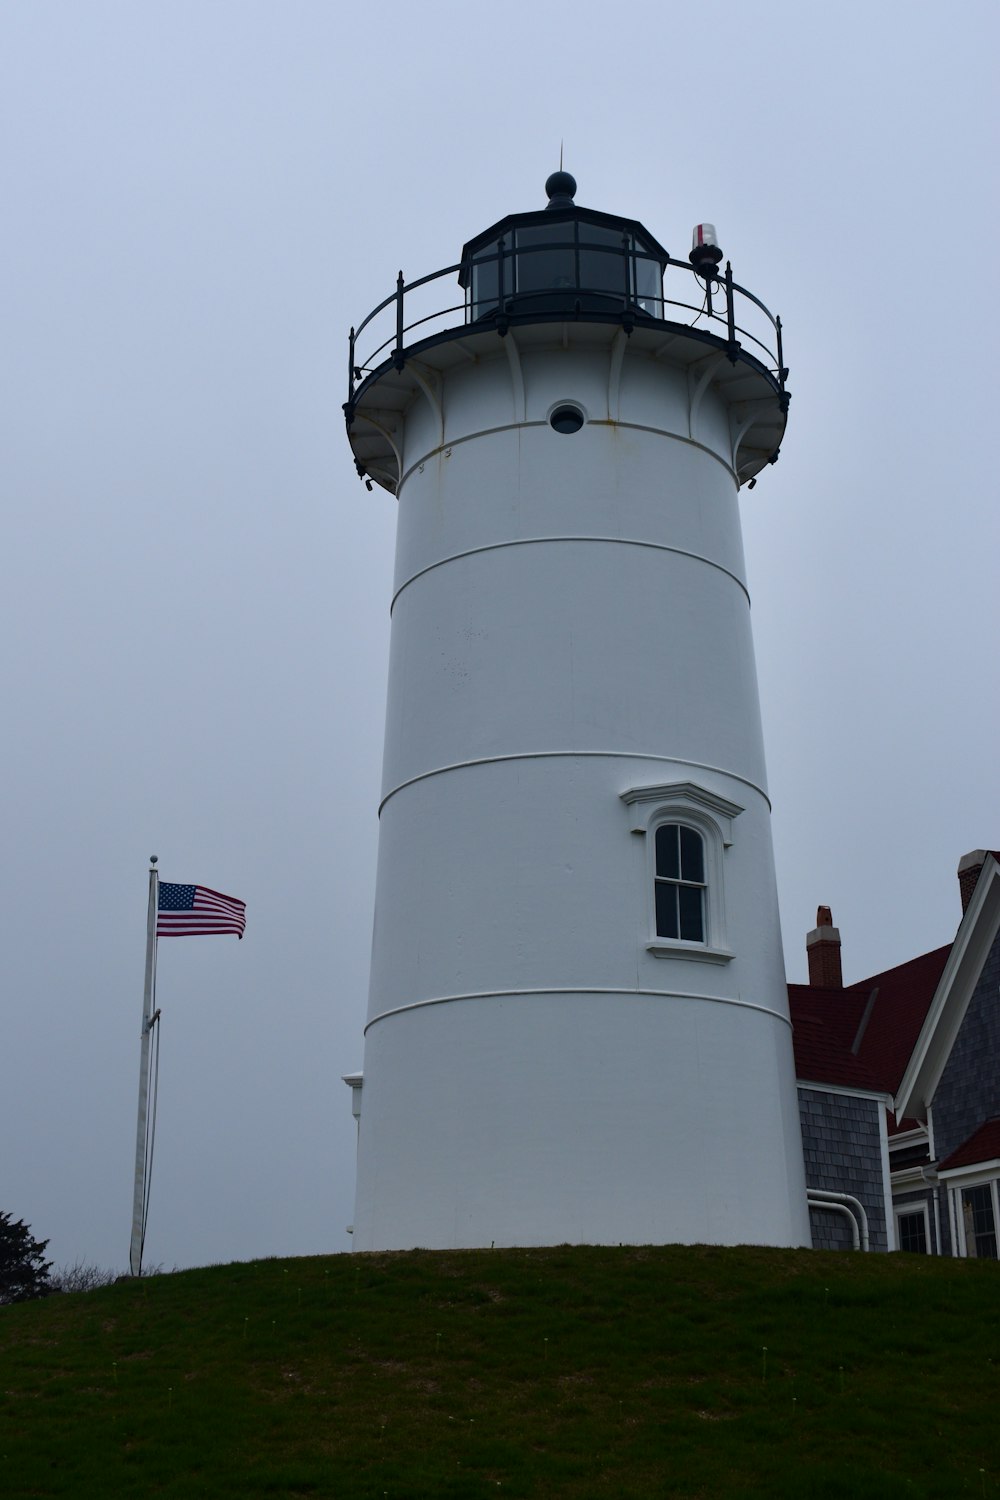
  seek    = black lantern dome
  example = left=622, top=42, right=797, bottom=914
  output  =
left=543, top=170, right=577, bottom=208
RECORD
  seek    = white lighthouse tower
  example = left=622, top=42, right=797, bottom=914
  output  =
left=343, top=172, right=810, bottom=1251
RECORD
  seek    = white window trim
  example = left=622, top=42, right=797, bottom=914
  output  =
left=893, top=1200, right=932, bottom=1255
left=620, top=781, right=742, bottom=965
left=941, top=1168, right=1000, bottom=1259
left=879, top=1105, right=896, bottom=1252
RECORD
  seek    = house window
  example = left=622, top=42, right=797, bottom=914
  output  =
left=895, top=1205, right=930, bottom=1254
left=961, top=1184, right=998, bottom=1259
left=619, top=780, right=742, bottom=964
left=654, top=825, right=705, bottom=942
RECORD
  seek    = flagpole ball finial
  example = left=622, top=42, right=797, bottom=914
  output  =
left=150, top=855, right=158, bottom=865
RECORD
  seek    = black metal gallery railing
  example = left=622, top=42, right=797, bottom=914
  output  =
left=347, top=238, right=787, bottom=413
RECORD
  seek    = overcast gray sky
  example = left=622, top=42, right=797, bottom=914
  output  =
left=3, top=0, right=997, bottom=1274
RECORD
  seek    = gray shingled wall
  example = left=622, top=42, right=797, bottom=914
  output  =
left=930, top=926, right=1000, bottom=1164
left=798, top=1087, right=889, bottom=1252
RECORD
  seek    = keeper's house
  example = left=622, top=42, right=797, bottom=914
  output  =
left=793, top=850, right=1000, bottom=1257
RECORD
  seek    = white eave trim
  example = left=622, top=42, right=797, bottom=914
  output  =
left=894, top=855, right=1000, bottom=1124
left=796, top=1079, right=894, bottom=1105
left=891, top=1164, right=938, bottom=1189
left=342, top=1071, right=364, bottom=1121
left=937, top=1156, right=1000, bottom=1183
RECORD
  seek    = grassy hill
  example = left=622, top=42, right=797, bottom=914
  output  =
left=1, top=1244, right=998, bottom=1498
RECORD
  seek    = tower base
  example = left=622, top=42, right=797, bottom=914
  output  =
left=352, top=993, right=811, bottom=1252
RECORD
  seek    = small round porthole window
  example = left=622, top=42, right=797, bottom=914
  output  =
left=549, top=404, right=585, bottom=435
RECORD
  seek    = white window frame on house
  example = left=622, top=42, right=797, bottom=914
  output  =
left=893, top=1200, right=932, bottom=1254
left=619, top=780, right=741, bottom=964
left=943, top=1169, right=1000, bottom=1260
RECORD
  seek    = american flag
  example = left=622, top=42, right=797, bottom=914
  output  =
left=156, top=882, right=246, bottom=940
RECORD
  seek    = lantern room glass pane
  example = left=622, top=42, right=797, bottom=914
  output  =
left=633, top=243, right=663, bottom=316
left=470, top=237, right=511, bottom=320
left=514, top=224, right=576, bottom=297
left=579, top=224, right=623, bottom=246
left=579, top=223, right=626, bottom=298
left=471, top=257, right=498, bottom=319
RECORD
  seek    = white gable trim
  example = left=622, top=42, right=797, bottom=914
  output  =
left=878, top=1103, right=896, bottom=1250
left=894, top=856, right=1000, bottom=1125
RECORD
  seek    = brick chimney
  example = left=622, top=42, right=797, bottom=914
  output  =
left=806, top=905, right=843, bottom=988
left=958, top=850, right=989, bottom=913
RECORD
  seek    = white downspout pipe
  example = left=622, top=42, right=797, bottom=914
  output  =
left=807, top=1188, right=870, bottom=1251
left=810, top=1189, right=870, bottom=1250
left=807, top=1197, right=860, bottom=1251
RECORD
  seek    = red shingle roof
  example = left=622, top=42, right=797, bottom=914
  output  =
left=939, top=1118, right=1000, bottom=1171
left=846, top=945, right=952, bottom=1092
left=787, top=993, right=884, bottom=1091
left=789, top=944, right=952, bottom=1096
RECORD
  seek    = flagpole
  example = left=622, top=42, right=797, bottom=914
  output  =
left=129, top=856, right=159, bottom=1277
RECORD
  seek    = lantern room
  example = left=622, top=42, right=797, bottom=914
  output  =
left=459, top=170, right=668, bottom=322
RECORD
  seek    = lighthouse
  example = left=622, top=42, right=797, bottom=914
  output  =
left=343, top=173, right=810, bottom=1251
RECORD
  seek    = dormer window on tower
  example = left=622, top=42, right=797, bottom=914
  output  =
left=620, top=782, right=743, bottom=965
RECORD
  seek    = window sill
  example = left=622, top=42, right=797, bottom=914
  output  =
left=646, top=941, right=735, bottom=965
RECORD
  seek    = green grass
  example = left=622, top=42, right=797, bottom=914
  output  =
left=1, top=1245, right=998, bottom=1498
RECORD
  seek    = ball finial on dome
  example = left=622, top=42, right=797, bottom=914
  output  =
left=544, top=170, right=577, bottom=209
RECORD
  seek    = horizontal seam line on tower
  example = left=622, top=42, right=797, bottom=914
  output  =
left=390, top=536, right=751, bottom=613
left=397, top=421, right=739, bottom=493
left=364, top=987, right=793, bottom=1035
left=378, top=751, right=771, bottom=816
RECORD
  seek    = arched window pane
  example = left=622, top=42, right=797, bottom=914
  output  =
left=654, top=880, right=679, bottom=940
left=680, top=826, right=704, bottom=884
left=655, top=824, right=680, bottom=880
